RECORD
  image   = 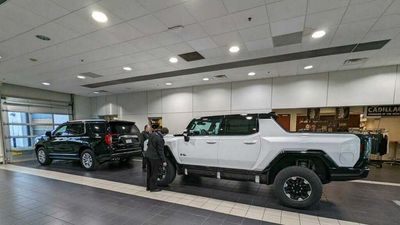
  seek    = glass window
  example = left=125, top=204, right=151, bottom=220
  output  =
left=8, top=112, right=29, bottom=124
left=65, top=123, right=84, bottom=135
left=89, top=123, right=106, bottom=135
left=224, top=115, right=258, bottom=135
left=188, top=117, right=223, bottom=136
left=9, top=125, right=30, bottom=137
left=32, top=125, right=53, bottom=136
left=110, top=122, right=139, bottom=135
left=54, top=114, right=69, bottom=124
left=53, top=124, right=67, bottom=136
left=31, top=113, right=52, bottom=124
left=10, top=137, right=31, bottom=149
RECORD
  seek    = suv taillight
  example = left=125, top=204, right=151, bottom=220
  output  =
left=105, top=134, right=113, bottom=145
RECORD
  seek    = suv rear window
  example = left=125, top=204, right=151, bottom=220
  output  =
left=110, top=122, right=139, bottom=135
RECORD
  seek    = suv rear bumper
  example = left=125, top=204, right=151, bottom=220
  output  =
left=104, top=149, right=142, bottom=161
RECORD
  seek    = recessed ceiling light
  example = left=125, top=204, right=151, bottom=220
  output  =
left=248, top=72, right=256, bottom=76
left=91, top=11, right=108, bottom=23
left=77, top=75, right=86, bottom=79
left=304, top=65, right=313, bottom=70
left=169, top=57, right=178, bottom=63
left=229, top=46, right=240, bottom=53
left=165, top=82, right=172, bottom=86
left=93, top=91, right=100, bottom=94
left=0, top=56, right=2, bottom=59
left=123, top=66, right=132, bottom=71
left=312, top=30, right=326, bottom=39
left=42, top=82, right=50, bottom=86
left=202, top=77, right=209, bottom=81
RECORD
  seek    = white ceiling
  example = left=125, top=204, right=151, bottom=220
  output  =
left=0, top=0, right=400, bottom=96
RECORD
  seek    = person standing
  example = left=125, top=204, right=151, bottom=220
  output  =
left=146, top=127, right=169, bottom=192
left=139, top=125, right=152, bottom=170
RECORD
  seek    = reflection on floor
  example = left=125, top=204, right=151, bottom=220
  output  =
left=11, top=160, right=400, bottom=225
left=0, top=169, right=277, bottom=225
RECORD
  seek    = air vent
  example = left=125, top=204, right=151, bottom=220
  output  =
left=79, top=72, right=102, bottom=78
left=179, top=51, right=205, bottom=62
left=214, top=74, right=227, bottom=79
left=272, top=31, right=303, bottom=47
left=343, top=58, right=368, bottom=65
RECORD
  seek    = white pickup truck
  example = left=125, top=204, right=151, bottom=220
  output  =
left=153, top=113, right=370, bottom=209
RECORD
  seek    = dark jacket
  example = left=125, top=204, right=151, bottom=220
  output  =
left=146, top=131, right=166, bottom=162
left=139, top=131, right=150, bottom=150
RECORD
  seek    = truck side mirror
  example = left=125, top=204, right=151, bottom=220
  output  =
left=183, top=131, right=190, bottom=142
left=45, top=131, right=52, bottom=137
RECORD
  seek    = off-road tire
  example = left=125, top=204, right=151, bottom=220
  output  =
left=157, top=158, right=176, bottom=186
left=274, top=166, right=322, bottom=209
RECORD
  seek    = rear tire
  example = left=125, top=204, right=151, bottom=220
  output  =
left=157, top=158, right=176, bottom=186
left=273, top=166, right=322, bottom=209
left=36, top=147, right=52, bottom=166
left=80, top=149, right=98, bottom=171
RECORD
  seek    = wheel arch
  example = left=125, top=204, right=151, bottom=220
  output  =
left=265, top=150, right=337, bottom=185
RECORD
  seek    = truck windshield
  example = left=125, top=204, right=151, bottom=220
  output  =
left=110, top=122, right=139, bottom=135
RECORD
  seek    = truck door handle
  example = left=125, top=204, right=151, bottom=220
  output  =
left=206, top=141, right=217, bottom=144
left=243, top=140, right=257, bottom=145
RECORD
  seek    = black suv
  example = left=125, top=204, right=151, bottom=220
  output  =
left=34, top=119, right=141, bottom=170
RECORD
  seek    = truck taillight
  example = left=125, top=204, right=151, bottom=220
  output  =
left=105, top=134, right=113, bottom=145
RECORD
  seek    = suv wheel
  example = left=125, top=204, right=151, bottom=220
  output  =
left=80, top=149, right=98, bottom=170
left=157, top=158, right=176, bottom=186
left=36, top=147, right=52, bottom=166
left=274, top=166, right=322, bottom=209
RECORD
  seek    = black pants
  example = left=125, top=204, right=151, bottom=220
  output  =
left=146, top=158, right=162, bottom=190
left=141, top=151, right=147, bottom=169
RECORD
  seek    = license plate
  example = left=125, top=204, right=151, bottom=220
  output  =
left=125, top=139, right=132, bottom=144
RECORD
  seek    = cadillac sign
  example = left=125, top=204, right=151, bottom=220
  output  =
left=367, top=105, right=400, bottom=116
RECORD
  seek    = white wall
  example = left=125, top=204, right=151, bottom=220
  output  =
left=74, top=95, right=92, bottom=119
left=87, top=65, right=400, bottom=134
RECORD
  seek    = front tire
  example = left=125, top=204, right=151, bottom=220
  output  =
left=157, top=158, right=176, bottom=186
left=36, top=147, right=52, bottom=166
left=274, top=166, right=322, bottom=209
left=80, top=149, right=98, bottom=170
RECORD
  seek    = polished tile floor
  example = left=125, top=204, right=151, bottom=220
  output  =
left=4, top=160, right=400, bottom=225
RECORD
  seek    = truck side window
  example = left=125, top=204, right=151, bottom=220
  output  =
left=188, top=117, right=222, bottom=136
left=224, top=115, right=258, bottom=135
left=65, top=123, right=84, bottom=136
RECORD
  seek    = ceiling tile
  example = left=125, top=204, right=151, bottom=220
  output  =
left=11, top=0, right=69, bottom=20
left=151, top=31, right=184, bottom=46
left=267, top=0, right=307, bottom=22
left=103, top=23, right=144, bottom=42
left=198, top=47, right=226, bottom=59
left=99, top=0, right=148, bottom=20
left=307, top=0, right=349, bottom=14
left=200, top=15, right=237, bottom=35
left=245, top=38, right=273, bottom=51
left=188, top=37, right=218, bottom=51
left=305, top=7, right=346, bottom=30
left=331, top=19, right=375, bottom=46
left=128, top=15, right=168, bottom=35
left=0, top=17, right=30, bottom=42
left=230, top=5, right=269, bottom=29
left=0, top=3, right=48, bottom=30
left=165, top=43, right=194, bottom=54
left=154, top=4, right=197, bottom=27
left=184, top=0, right=228, bottom=21
left=50, top=0, right=98, bottom=11
left=212, top=31, right=243, bottom=46
left=341, top=0, right=392, bottom=24
left=174, top=23, right=208, bottom=41
left=54, top=11, right=98, bottom=35
left=371, top=14, right=400, bottom=31
left=147, top=48, right=173, bottom=58
left=384, top=0, right=400, bottom=16
left=222, top=0, right=265, bottom=13
left=137, top=0, right=186, bottom=12
left=27, top=22, right=80, bottom=45
left=238, top=24, right=271, bottom=42
left=130, top=36, right=162, bottom=51
left=363, top=27, right=400, bottom=42
left=270, top=16, right=305, bottom=36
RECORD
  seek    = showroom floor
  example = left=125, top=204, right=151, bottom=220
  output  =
left=2, top=160, right=400, bottom=225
